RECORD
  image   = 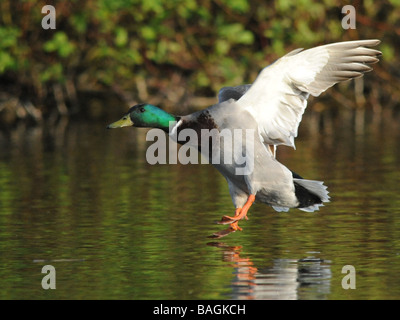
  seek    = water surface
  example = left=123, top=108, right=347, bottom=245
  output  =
left=1, top=107, right=400, bottom=300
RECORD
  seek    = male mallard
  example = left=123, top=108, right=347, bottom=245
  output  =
left=108, top=40, right=381, bottom=238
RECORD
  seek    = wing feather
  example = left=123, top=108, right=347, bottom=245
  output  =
left=237, top=39, right=381, bottom=148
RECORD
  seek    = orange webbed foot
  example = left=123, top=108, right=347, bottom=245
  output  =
left=217, top=207, right=242, bottom=225
left=212, top=195, right=255, bottom=238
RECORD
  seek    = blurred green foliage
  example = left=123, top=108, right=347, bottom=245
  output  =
left=0, top=0, right=398, bottom=122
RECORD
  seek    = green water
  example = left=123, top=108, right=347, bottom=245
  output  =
left=1, top=109, right=400, bottom=300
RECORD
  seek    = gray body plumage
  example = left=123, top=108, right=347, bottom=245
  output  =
left=205, top=101, right=301, bottom=210
left=174, top=98, right=328, bottom=212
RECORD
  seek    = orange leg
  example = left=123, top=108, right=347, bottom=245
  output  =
left=218, top=194, right=256, bottom=226
left=210, top=195, right=256, bottom=238
left=208, top=195, right=256, bottom=239
left=234, top=207, right=242, bottom=217
left=223, top=208, right=243, bottom=231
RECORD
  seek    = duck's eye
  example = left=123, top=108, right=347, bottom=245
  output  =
left=122, top=116, right=128, bottom=120
left=139, top=107, right=146, bottom=113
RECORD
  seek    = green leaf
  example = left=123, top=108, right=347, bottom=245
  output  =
left=0, top=51, right=16, bottom=73
left=43, top=32, right=75, bottom=58
left=70, top=13, right=88, bottom=34
left=39, top=63, right=64, bottom=82
left=115, top=27, right=128, bottom=47
left=218, top=24, right=254, bottom=45
left=388, top=0, right=400, bottom=6
left=220, top=0, right=249, bottom=13
left=0, top=27, right=20, bottom=49
left=141, top=26, right=157, bottom=41
left=215, top=39, right=230, bottom=55
left=380, top=43, right=395, bottom=62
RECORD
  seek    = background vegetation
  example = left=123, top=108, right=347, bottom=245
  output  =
left=0, top=0, right=399, bottom=125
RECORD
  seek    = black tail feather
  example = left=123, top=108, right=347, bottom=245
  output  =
left=294, top=181, right=323, bottom=208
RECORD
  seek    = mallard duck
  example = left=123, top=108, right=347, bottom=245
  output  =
left=108, top=40, right=381, bottom=238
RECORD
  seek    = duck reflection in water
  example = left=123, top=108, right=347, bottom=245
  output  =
left=208, top=242, right=332, bottom=300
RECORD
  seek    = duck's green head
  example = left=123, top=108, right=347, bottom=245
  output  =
left=107, top=104, right=178, bottom=131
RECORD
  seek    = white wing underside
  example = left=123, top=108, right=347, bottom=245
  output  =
left=237, top=40, right=381, bottom=148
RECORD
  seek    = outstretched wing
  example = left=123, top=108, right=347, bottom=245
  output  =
left=237, top=39, right=381, bottom=148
